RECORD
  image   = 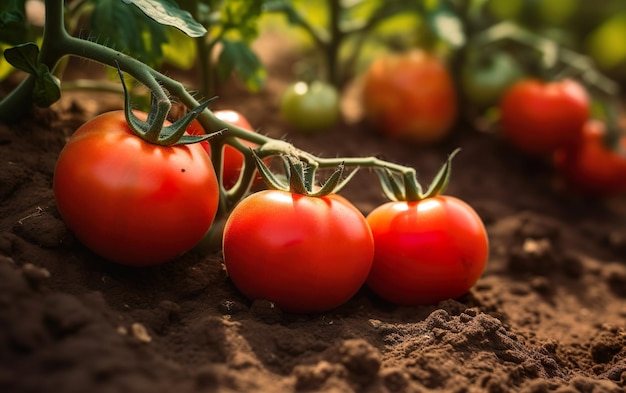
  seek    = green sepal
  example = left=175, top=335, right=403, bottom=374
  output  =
left=251, top=149, right=288, bottom=191
left=374, top=168, right=405, bottom=202
left=421, top=148, right=460, bottom=199
left=117, top=64, right=220, bottom=146
left=308, top=163, right=359, bottom=197
left=403, top=171, right=423, bottom=201
left=286, top=155, right=309, bottom=195
left=251, top=150, right=356, bottom=197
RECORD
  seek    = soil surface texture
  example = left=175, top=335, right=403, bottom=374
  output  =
left=1, top=34, right=626, bottom=393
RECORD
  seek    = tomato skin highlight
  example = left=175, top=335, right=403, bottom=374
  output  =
left=223, top=190, right=374, bottom=313
left=362, top=50, right=458, bottom=144
left=365, top=196, right=489, bottom=306
left=499, top=78, right=589, bottom=156
left=53, top=110, right=219, bottom=266
left=554, top=119, right=626, bottom=196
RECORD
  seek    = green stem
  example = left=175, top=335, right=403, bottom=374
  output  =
left=326, top=0, right=342, bottom=85
left=0, top=0, right=440, bottom=213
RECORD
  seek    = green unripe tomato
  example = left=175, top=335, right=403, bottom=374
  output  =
left=460, top=51, right=524, bottom=110
left=280, top=81, right=341, bottom=133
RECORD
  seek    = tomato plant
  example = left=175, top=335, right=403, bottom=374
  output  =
left=365, top=196, right=489, bottom=306
left=53, top=110, right=219, bottom=266
left=499, top=78, right=590, bottom=155
left=362, top=50, right=458, bottom=144
left=280, top=81, right=341, bottom=133
left=222, top=189, right=374, bottom=313
left=554, top=119, right=626, bottom=196
left=460, top=51, right=524, bottom=110
left=188, top=109, right=260, bottom=189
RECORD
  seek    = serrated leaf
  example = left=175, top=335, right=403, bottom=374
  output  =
left=3, top=42, right=38, bottom=74
left=217, top=39, right=266, bottom=92
left=124, top=0, right=206, bottom=37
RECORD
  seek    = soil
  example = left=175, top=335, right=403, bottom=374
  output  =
left=2, top=33, right=626, bottom=393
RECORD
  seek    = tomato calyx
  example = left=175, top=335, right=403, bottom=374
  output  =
left=376, top=148, right=459, bottom=202
left=251, top=150, right=357, bottom=197
left=117, top=65, right=223, bottom=146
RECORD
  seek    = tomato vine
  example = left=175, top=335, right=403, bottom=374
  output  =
left=0, top=0, right=457, bottom=225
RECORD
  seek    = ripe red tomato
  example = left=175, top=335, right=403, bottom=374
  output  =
left=554, top=119, right=626, bottom=196
left=362, top=50, right=458, bottom=144
left=53, top=110, right=219, bottom=266
left=222, top=190, right=374, bottom=313
left=365, top=196, right=489, bottom=306
left=499, top=78, right=589, bottom=155
left=187, top=110, right=257, bottom=189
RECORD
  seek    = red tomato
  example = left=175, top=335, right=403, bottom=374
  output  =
left=53, top=110, right=219, bottom=266
left=223, top=190, right=374, bottom=313
left=499, top=78, right=589, bottom=155
left=554, top=119, right=626, bottom=196
left=365, top=196, right=489, bottom=306
left=362, top=50, right=458, bottom=144
left=187, top=110, right=257, bottom=189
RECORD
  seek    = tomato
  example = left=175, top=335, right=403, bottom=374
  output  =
left=53, top=110, right=219, bottom=266
left=499, top=78, right=589, bottom=156
left=280, top=81, right=341, bottom=133
left=362, top=50, right=458, bottom=144
left=365, top=196, right=489, bottom=306
left=554, top=119, right=626, bottom=196
left=460, top=51, right=524, bottom=110
left=222, top=190, right=374, bottom=313
left=187, top=110, right=258, bottom=189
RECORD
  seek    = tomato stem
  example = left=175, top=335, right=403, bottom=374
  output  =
left=1, top=0, right=461, bottom=214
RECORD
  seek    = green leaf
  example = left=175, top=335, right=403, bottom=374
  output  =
left=217, top=39, right=266, bottom=92
left=3, top=42, right=38, bottom=73
left=4, top=42, right=60, bottom=106
left=91, top=0, right=169, bottom=68
left=0, top=43, right=16, bottom=80
left=124, top=0, right=207, bottom=37
left=263, top=0, right=301, bottom=25
left=220, top=0, right=264, bottom=42
left=161, top=27, right=197, bottom=70
left=33, top=66, right=61, bottom=107
left=0, top=0, right=30, bottom=45
left=425, top=2, right=465, bottom=48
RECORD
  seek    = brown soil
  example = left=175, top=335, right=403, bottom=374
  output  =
left=2, top=33, right=626, bottom=393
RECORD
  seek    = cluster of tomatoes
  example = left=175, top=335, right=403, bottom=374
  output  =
left=52, top=108, right=489, bottom=314
left=344, top=48, right=626, bottom=198
left=498, top=78, right=626, bottom=197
